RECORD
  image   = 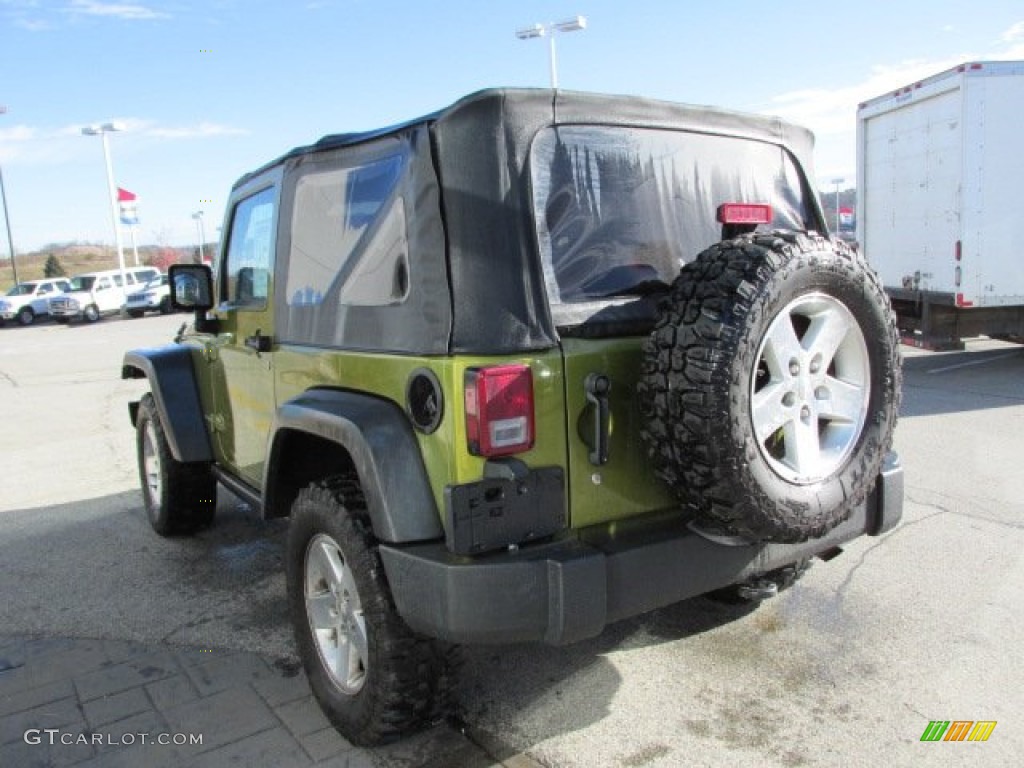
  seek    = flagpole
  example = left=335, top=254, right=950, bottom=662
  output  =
left=129, top=225, right=139, bottom=266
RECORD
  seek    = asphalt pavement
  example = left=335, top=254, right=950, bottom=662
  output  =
left=1, top=313, right=1022, bottom=767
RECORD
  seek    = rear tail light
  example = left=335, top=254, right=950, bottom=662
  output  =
left=464, top=364, right=535, bottom=457
left=717, top=203, right=772, bottom=225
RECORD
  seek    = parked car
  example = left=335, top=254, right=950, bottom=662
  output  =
left=0, top=278, right=73, bottom=326
left=49, top=266, right=159, bottom=323
left=123, top=88, right=904, bottom=746
left=123, top=274, right=172, bottom=318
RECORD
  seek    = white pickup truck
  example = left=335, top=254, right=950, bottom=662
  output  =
left=48, top=267, right=159, bottom=323
left=0, top=278, right=73, bottom=326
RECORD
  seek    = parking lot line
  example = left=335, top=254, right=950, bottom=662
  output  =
left=927, top=350, right=1022, bottom=375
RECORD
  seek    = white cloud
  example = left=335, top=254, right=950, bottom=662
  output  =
left=15, top=17, right=49, bottom=30
left=0, top=125, right=36, bottom=142
left=1001, top=21, right=1024, bottom=42
left=1, top=119, right=246, bottom=166
left=145, top=122, right=248, bottom=139
left=767, top=56, right=973, bottom=138
left=759, top=22, right=1024, bottom=181
left=54, top=119, right=246, bottom=140
left=67, top=0, right=169, bottom=21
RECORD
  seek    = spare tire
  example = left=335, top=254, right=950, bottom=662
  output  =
left=638, top=232, right=900, bottom=543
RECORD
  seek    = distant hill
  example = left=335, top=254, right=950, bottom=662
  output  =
left=1, top=242, right=203, bottom=292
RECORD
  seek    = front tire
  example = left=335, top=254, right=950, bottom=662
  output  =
left=136, top=393, right=216, bottom=535
left=83, top=304, right=100, bottom=323
left=286, top=478, right=453, bottom=746
left=17, top=307, right=35, bottom=326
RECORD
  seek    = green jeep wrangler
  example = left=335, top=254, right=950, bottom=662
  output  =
left=122, top=89, right=903, bottom=746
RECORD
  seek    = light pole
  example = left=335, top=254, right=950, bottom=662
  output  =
left=0, top=106, right=19, bottom=285
left=831, top=177, right=844, bottom=235
left=192, top=210, right=206, bottom=264
left=82, top=122, right=128, bottom=291
left=516, top=16, right=587, bottom=89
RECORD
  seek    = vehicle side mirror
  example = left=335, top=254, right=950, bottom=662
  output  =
left=169, top=264, right=215, bottom=311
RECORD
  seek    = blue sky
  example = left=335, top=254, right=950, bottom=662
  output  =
left=1, top=0, right=1022, bottom=254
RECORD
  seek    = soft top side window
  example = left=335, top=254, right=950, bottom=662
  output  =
left=286, top=153, right=405, bottom=310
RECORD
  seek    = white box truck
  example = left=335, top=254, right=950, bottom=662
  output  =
left=856, top=60, right=1024, bottom=349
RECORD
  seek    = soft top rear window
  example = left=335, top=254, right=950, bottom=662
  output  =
left=530, top=125, right=814, bottom=322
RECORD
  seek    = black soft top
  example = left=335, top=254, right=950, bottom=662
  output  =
left=237, top=88, right=816, bottom=194
left=237, top=89, right=819, bottom=354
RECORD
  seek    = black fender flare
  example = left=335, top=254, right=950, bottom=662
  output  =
left=122, top=346, right=213, bottom=463
left=266, top=389, right=444, bottom=544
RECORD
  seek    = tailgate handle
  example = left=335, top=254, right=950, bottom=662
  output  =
left=245, top=329, right=272, bottom=353
left=584, top=373, right=611, bottom=466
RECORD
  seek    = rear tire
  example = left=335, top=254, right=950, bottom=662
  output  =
left=136, top=393, right=216, bottom=535
left=286, top=478, right=454, bottom=746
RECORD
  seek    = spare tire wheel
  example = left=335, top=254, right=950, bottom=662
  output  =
left=638, top=232, right=901, bottom=543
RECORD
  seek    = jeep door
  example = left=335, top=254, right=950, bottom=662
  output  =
left=203, top=180, right=279, bottom=487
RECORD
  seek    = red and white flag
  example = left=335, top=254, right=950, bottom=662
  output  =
left=118, top=187, right=139, bottom=226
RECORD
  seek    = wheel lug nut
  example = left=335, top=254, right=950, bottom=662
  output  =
left=782, top=392, right=796, bottom=407
left=800, top=406, right=811, bottom=422
left=789, top=359, right=800, bottom=376
left=815, top=386, right=828, bottom=400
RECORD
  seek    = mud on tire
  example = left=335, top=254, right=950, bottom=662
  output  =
left=637, top=232, right=901, bottom=543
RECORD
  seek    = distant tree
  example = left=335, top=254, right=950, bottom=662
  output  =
left=148, top=247, right=180, bottom=273
left=43, top=254, right=66, bottom=278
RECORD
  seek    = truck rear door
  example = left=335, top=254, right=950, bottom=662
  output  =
left=528, top=124, right=819, bottom=529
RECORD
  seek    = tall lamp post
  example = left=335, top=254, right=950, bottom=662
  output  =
left=516, top=16, right=587, bottom=89
left=831, top=177, right=844, bottom=235
left=0, top=105, right=19, bottom=285
left=81, top=122, right=128, bottom=291
left=192, top=210, right=206, bottom=264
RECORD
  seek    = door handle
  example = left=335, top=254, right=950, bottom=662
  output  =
left=245, top=329, right=272, bottom=353
left=584, top=373, right=611, bottom=466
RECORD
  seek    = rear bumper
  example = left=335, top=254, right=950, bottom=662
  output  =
left=380, top=453, right=903, bottom=646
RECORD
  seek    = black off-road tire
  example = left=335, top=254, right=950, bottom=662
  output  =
left=638, top=232, right=900, bottom=543
left=17, top=307, right=35, bottom=326
left=136, top=393, right=216, bottom=535
left=286, top=478, right=456, bottom=747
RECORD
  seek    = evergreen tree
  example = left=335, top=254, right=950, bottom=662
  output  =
left=43, top=254, right=66, bottom=278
